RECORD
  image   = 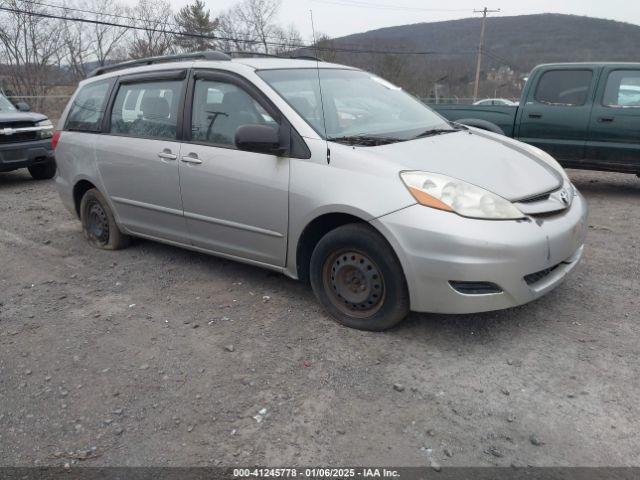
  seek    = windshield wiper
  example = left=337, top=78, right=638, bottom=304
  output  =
left=413, top=128, right=458, bottom=139
left=327, top=135, right=403, bottom=146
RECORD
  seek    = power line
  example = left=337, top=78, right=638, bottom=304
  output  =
left=16, top=0, right=293, bottom=43
left=0, top=5, right=308, bottom=50
left=12, top=0, right=478, bottom=53
left=483, top=49, right=513, bottom=66
left=0, top=5, right=483, bottom=57
left=310, top=0, right=470, bottom=12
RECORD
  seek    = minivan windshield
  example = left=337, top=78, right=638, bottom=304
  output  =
left=0, top=94, right=17, bottom=112
left=257, top=68, right=456, bottom=145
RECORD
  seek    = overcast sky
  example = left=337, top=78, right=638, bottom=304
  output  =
left=154, top=0, right=640, bottom=40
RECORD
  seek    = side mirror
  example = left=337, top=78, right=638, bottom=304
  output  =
left=15, top=102, right=30, bottom=112
left=235, top=124, right=285, bottom=155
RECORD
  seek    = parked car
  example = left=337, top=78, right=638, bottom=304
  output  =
left=0, top=92, right=56, bottom=179
left=433, top=63, right=640, bottom=175
left=473, top=98, right=518, bottom=106
left=54, top=52, right=587, bottom=331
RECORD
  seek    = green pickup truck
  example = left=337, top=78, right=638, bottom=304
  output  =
left=432, top=63, right=640, bottom=175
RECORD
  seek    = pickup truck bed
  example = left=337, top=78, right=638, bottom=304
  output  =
left=431, top=63, right=640, bottom=175
left=432, top=105, right=518, bottom=137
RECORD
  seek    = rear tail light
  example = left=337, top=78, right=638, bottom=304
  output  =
left=51, top=131, right=61, bottom=150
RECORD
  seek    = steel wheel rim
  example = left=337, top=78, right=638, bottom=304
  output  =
left=322, top=249, right=385, bottom=318
left=86, top=200, right=109, bottom=245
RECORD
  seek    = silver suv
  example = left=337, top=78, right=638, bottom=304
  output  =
left=55, top=52, right=587, bottom=331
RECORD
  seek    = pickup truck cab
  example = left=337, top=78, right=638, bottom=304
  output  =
left=432, top=63, right=640, bottom=175
left=0, top=93, right=56, bottom=179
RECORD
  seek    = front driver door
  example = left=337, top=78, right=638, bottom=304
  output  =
left=179, top=71, right=289, bottom=267
left=517, top=68, right=597, bottom=162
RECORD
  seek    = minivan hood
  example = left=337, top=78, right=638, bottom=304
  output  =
left=365, top=129, right=563, bottom=201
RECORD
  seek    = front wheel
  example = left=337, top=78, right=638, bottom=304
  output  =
left=309, top=223, right=410, bottom=331
left=80, top=188, right=130, bottom=250
left=28, top=161, right=56, bottom=180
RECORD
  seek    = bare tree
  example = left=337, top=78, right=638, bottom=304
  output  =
left=219, top=0, right=295, bottom=55
left=0, top=0, right=65, bottom=105
left=314, top=33, right=337, bottom=62
left=59, top=6, right=93, bottom=81
left=271, top=24, right=303, bottom=55
left=128, top=0, right=174, bottom=59
left=85, top=0, right=131, bottom=67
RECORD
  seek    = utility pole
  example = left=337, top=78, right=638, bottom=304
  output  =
left=473, top=7, right=500, bottom=102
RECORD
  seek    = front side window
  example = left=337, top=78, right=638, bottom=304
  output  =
left=603, top=70, right=640, bottom=108
left=0, top=94, right=17, bottom=112
left=534, top=70, right=593, bottom=106
left=110, top=80, right=182, bottom=140
left=257, top=68, right=451, bottom=142
left=66, top=80, right=111, bottom=131
left=190, top=79, right=276, bottom=147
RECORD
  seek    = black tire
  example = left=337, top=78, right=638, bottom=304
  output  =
left=309, top=223, right=410, bottom=331
left=28, top=161, right=56, bottom=180
left=79, top=188, right=130, bottom=250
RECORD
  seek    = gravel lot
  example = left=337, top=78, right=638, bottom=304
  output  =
left=0, top=169, right=639, bottom=467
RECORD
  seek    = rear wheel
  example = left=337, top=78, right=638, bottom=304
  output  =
left=80, top=188, right=129, bottom=250
left=310, top=223, right=410, bottom=331
left=28, top=161, right=56, bottom=180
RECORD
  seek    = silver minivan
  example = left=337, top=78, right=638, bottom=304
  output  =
left=54, top=52, right=587, bottom=331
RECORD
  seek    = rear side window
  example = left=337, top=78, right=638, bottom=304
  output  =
left=110, top=80, right=183, bottom=140
left=603, top=70, right=640, bottom=108
left=534, top=70, right=593, bottom=106
left=66, top=80, right=111, bottom=132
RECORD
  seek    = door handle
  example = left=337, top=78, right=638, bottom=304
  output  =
left=528, top=113, right=543, bottom=119
left=598, top=116, right=614, bottom=123
left=181, top=153, right=202, bottom=165
left=157, top=150, right=177, bottom=160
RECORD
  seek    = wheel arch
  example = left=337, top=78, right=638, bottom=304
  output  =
left=72, top=179, right=98, bottom=218
left=294, top=211, right=408, bottom=286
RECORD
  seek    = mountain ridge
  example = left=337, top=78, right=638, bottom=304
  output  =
left=321, top=13, right=640, bottom=98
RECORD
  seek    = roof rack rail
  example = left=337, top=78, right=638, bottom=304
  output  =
left=225, top=51, right=281, bottom=58
left=88, top=51, right=231, bottom=77
left=225, top=50, right=323, bottom=62
left=290, top=55, right=323, bottom=62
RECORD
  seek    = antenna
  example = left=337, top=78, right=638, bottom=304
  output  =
left=310, top=9, right=331, bottom=164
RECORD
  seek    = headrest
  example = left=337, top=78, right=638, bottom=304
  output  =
left=141, top=96, right=170, bottom=120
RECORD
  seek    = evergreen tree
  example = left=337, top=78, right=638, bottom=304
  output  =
left=175, top=0, right=219, bottom=52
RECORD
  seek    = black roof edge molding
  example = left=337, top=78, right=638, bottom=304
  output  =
left=225, top=51, right=323, bottom=62
left=89, top=51, right=231, bottom=77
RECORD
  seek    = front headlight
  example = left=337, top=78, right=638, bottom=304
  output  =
left=400, top=171, right=525, bottom=220
left=36, top=119, right=53, bottom=139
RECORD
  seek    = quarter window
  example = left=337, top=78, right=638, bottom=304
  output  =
left=110, top=80, right=182, bottom=140
left=66, top=80, right=111, bottom=132
left=534, top=70, right=593, bottom=106
left=603, top=70, right=640, bottom=107
left=190, top=79, right=276, bottom=147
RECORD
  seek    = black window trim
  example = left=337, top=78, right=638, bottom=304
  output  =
left=601, top=68, right=640, bottom=110
left=103, top=69, right=189, bottom=142
left=533, top=68, right=595, bottom=107
left=183, top=68, right=311, bottom=159
left=64, top=77, right=116, bottom=133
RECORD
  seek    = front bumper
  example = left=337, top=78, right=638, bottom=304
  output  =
left=372, top=191, right=588, bottom=314
left=0, top=138, right=54, bottom=172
